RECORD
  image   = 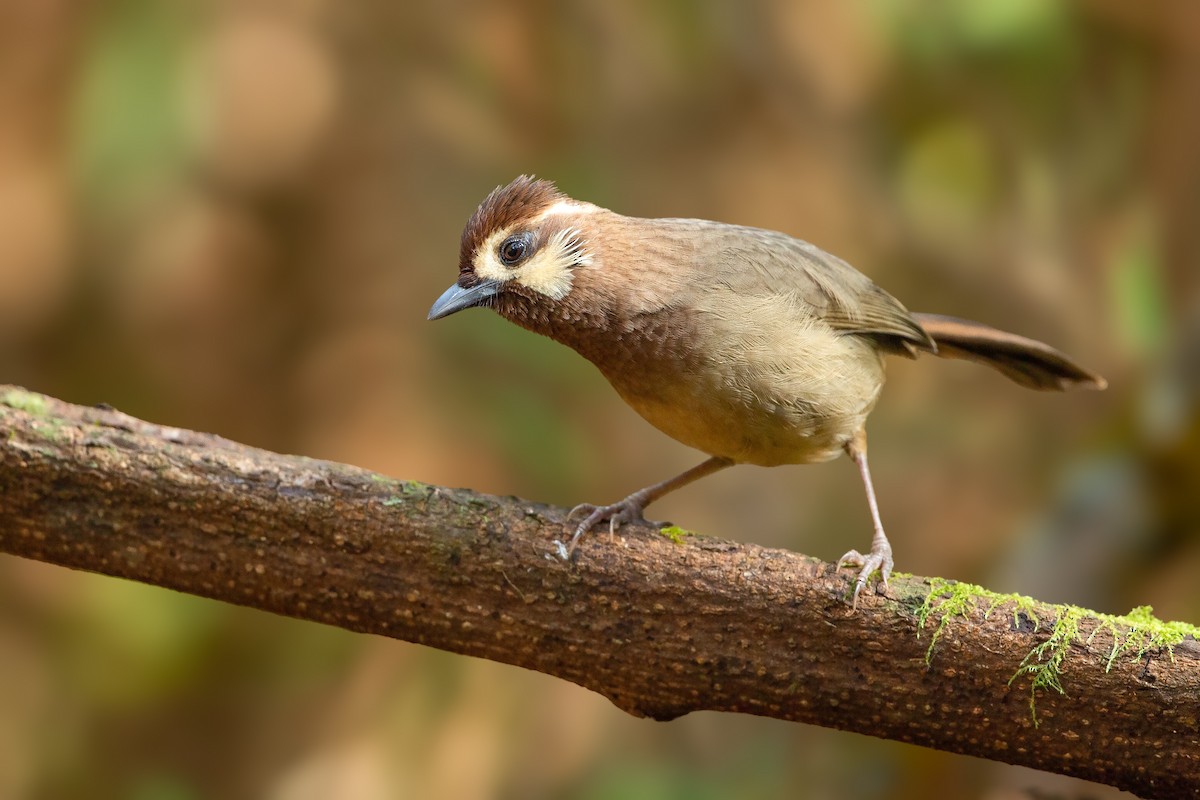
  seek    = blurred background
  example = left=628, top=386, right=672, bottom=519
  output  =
left=1, top=0, right=1197, bottom=798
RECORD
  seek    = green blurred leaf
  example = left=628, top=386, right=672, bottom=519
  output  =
left=897, top=118, right=996, bottom=238
left=1110, top=214, right=1167, bottom=356
left=72, top=0, right=193, bottom=208
left=64, top=575, right=225, bottom=706
left=873, top=0, right=1067, bottom=60
left=581, top=762, right=727, bottom=800
left=128, top=773, right=202, bottom=800
left=949, top=0, right=1065, bottom=51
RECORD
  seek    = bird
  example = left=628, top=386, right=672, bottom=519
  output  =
left=428, top=176, right=1106, bottom=606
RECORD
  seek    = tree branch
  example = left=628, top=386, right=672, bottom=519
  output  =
left=1, top=385, right=1196, bottom=798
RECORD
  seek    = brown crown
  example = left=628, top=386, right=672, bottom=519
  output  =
left=459, top=176, right=565, bottom=273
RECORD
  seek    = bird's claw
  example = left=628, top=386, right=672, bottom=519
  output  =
left=561, top=498, right=650, bottom=558
left=565, top=503, right=596, bottom=523
left=837, top=543, right=894, bottom=610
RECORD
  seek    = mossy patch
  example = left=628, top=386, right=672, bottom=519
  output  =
left=916, top=577, right=1200, bottom=725
left=915, top=577, right=1041, bottom=660
left=659, top=525, right=693, bottom=544
left=398, top=480, right=432, bottom=499
left=1, top=389, right=49, bottom=416
left=373, top=477, right=434, bottom=507
left=1, top=390, right=67, bottom=443
left=37, top=419, right=68, bottom=442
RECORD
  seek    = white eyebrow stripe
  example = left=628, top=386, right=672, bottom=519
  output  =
left=537, top=200, right=598, bottom=219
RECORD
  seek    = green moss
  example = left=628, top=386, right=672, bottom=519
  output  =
left=1012, top=604, right=1200, bottom=724
left=1109, top=605, right=1200, bottom=664
left=916, top=578, right=1047, bottom=660
left=1009, top=606, right=1083, bottom=724
left=659, top=525, right=692, bottom=544
left=0, top=390, right=67, bottom=443
left=373, top=478, right=434, bottom=507
left=36, top=417, right=68, bottom=442
left=399, top=480, right=432, bottom=499
left=917, top=578, right=1200, bottom=725
left=1, top=389, right=49, bottom=416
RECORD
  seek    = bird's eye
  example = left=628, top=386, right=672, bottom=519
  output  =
left=499, top=233, right=531, bottom=266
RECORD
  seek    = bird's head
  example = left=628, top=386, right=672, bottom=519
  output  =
left=428, top=176, right=598, bottom=322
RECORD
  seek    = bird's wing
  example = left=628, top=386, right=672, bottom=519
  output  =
left=685, top=221, right=936, bottom=357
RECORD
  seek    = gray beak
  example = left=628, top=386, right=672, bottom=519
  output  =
left=427, top=280, right=501, bottom=321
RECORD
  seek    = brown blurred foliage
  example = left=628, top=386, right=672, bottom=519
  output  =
left=1, top=1, right=1197, bottom=798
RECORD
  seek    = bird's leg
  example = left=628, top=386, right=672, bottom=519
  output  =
left=836, top=430, right=894, bottom=608
left=564, top=456, right=733, bottom=557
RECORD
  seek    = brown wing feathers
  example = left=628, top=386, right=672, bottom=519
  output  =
left=913, top=312, right=1107, bottom=391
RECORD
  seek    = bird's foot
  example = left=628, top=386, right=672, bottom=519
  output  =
left=561, top=495, right=655, bottom=559
left=837, top=540, right=893, bottom=610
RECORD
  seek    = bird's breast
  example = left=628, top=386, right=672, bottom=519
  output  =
left=567, top=302, right=887, bottom=467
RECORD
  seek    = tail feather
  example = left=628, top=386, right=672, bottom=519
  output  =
left=913, top=313, right=1107, bottom=392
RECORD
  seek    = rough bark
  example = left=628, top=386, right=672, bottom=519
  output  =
left=0, top=385, right=1197, bottom=798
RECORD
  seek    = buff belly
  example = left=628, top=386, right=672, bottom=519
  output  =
left=605, top=331, right=886, bottom=467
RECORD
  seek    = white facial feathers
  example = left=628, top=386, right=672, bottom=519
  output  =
left=546, top=227, right=593, bottom=269
left=472, top=219, right=594, bottom=301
